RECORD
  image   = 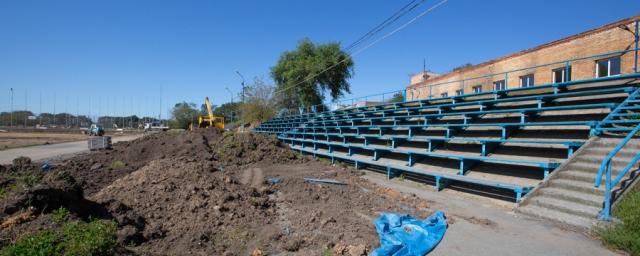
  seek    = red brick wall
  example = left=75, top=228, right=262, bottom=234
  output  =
left=407, top=17, right=639, bottom=100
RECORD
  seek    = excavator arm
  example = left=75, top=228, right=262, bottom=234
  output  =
left=196, top=96, right=224, bottom=129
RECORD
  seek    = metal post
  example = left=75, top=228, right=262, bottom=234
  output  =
left=225, top=87, right=234, bottom=122
left=24, top=88, right=27, bottom=127
left=236, top=70, right=245, bottom=131
left=565, top=61, right=570, bottom=82
left=505, top=73, right=509, bottom=89
left=602, top=161, right=613, bottom=219
left=635, top=20, right=639, bottom=73
left=10, top=88, right=13, bottom=127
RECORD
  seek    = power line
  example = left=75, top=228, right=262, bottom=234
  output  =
left=273, top=0, right=449, bottom=97
left=345, top=0, right=426, bottom=52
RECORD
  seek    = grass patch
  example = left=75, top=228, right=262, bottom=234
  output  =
left=109, top=160, right=126, bottom=170
left=321, top=247, right=333, bottom=256
left=0, top=184, right=16, bottom=200
left=52, top=207, right=70, bottom=223
left=0, top=219, right=118, bottom=256
left=597, top=184, right=640, bottom=255
left=63, top=219, right=118, bottom=256
left=398, top=173, right=406, bottom=182
left=0, top=230, right=60, bottom=256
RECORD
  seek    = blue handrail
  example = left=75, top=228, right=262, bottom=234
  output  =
left=288, top=47, right=639, bottom=117
left=594, top=124, right=640, bottom=220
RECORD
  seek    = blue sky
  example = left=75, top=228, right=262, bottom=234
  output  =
left=1, top=0, right=639, bottom=119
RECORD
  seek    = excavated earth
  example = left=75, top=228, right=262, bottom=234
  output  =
left=0, top=129, right=435, bottom=255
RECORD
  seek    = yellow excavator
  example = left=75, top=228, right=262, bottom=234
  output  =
left=197, top=97, right=224, bottom=129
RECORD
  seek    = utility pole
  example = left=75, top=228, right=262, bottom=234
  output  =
left=10, top=88, right=14, bottom=127
left=235, top=70, right=245, bottom=131
left=65, top=96, right=68, bottom=127
left=159, top=87, right=163, bottom=125
left=225, top=87, right=234, bottom=122
left=39, top=91, right=42, bottom=126
left=53, top=93, right=57, bottom=126
left=24, top=88, right=27, bottom=127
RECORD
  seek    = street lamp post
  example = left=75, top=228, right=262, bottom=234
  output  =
left=225, top=87, right=234, bottom=122
left=235, top=70, right=246, bottom=131
left=10, top=88, right=14, bottom=128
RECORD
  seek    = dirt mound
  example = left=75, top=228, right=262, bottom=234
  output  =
left=211, top=132, right=303, bottom=166
left=1, top=170, right=109, bottom=221
left=11, top=156, right=32, bottom=171
left=64, top=129, right=302, bottom=195
left=0, top=130, right=437, bottom=255
left=91, top=159, right=276, bottom=255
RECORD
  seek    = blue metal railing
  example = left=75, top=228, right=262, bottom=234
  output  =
left=286, top=45, right=639, bottom=117
left=594, top=124, right=640, bottom=220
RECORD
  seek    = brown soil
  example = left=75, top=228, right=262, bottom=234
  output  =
left=0, top=132, right=88, bottom=150
left=0, top=129, right=435, bottom=255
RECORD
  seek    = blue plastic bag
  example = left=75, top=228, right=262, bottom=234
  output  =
left=371, top=211, right=447, bottom=256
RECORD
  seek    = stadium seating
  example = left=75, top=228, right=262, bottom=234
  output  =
left=256, top=74, right=640, bottom=202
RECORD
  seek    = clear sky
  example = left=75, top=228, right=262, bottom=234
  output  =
left=1, top=0, right=639, bottom=119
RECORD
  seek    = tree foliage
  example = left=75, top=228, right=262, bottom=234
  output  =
left=452, top=63, right=473, bottom=72
left=388, top=92, right=405, bottom=103
left=212, top=102, right=241, bottom=124
left=169, top=102, right=199, bottom=129
left=271, top=38, right=354, bottom=110
left=240, top=78, right=277, bottom=125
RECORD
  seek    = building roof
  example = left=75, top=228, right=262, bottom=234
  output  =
left=409, top=15, right=639, bottom=88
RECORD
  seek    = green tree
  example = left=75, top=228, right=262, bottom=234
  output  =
left=241, top=78, right=277, bottom=125
left=271, top=38, right=354, bottom=111
left=212, top=102, right=241, bottom=124
left=169, top=102, right=199, bottom=129
left=388, top=92, right=405, bottom=103
left=452, top=63, right=473, bottom=72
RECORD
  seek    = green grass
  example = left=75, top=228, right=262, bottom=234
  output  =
left=62, top=220, right=118, bottom=256
left=109, top=160, right=126, bottom=170
left=0, top=184, right=16, bottom=200
left=398, top=173, right=406, bottom=182
left=0, top=219, right=118, bottom=256
left=52, top=207, right=70, bottom=224
left=321, top=247, right=333, bottom=256
left=597, top=184, right=640, bottom=256
left=0, top=230, right=60, bottom=256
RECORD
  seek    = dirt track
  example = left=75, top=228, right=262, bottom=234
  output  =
left=0, top=129, right=433, bottom=255
left=0, top=132, right=87, bottom=150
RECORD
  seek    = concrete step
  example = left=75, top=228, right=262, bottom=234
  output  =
left=578, top=150, right=637, bottom=161
left=557, top=170, right=597, bottom=183
left=528, top=195, right=600, bottom=218
left=537, top=187, right=602, bottom=208
left=569, top=161, right=628, bottom=175
left=516, top=204, right=594, bottom=230
left=548, top=179, right=604, bottom=196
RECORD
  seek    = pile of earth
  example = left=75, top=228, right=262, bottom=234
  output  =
left=0, top=129, right=436, bottom=255
left=63, top=129, right=303, bottom=195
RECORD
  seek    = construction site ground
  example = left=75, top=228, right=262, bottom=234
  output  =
left=0, top=132, right=90, bottom=150
left=0, top=129, right=618, bottom=255
left=0, top=134, right=141, bottom=165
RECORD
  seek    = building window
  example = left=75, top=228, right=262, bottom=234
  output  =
left=596, top=56, right=621, bottom=78
left=494, top=80, right=506, bottom=91
left=472, top=85, right=482, bottom=93
left=519, top=74, right=535, bottom=88
left=455, top=89, right=464, bottom=96
left=552, top=66, right=572, bottom=83
left=440, top=92, right=448, bottom=98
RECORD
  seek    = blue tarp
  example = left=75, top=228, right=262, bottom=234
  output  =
left=371, top=211, right=447, bottom=256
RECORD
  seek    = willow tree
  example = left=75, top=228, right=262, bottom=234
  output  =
left=271, top=38, right=354, bottom=111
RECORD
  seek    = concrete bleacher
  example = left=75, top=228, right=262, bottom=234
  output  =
left=255, top=74, right=640, bottom=203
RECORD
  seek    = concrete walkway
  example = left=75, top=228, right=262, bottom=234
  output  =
left=0, top=135, right=141, bottom=164
left=363, top=173, right=618, bottom=256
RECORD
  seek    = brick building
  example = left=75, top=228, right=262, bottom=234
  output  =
left=406, top=16, right=639, bottom=100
